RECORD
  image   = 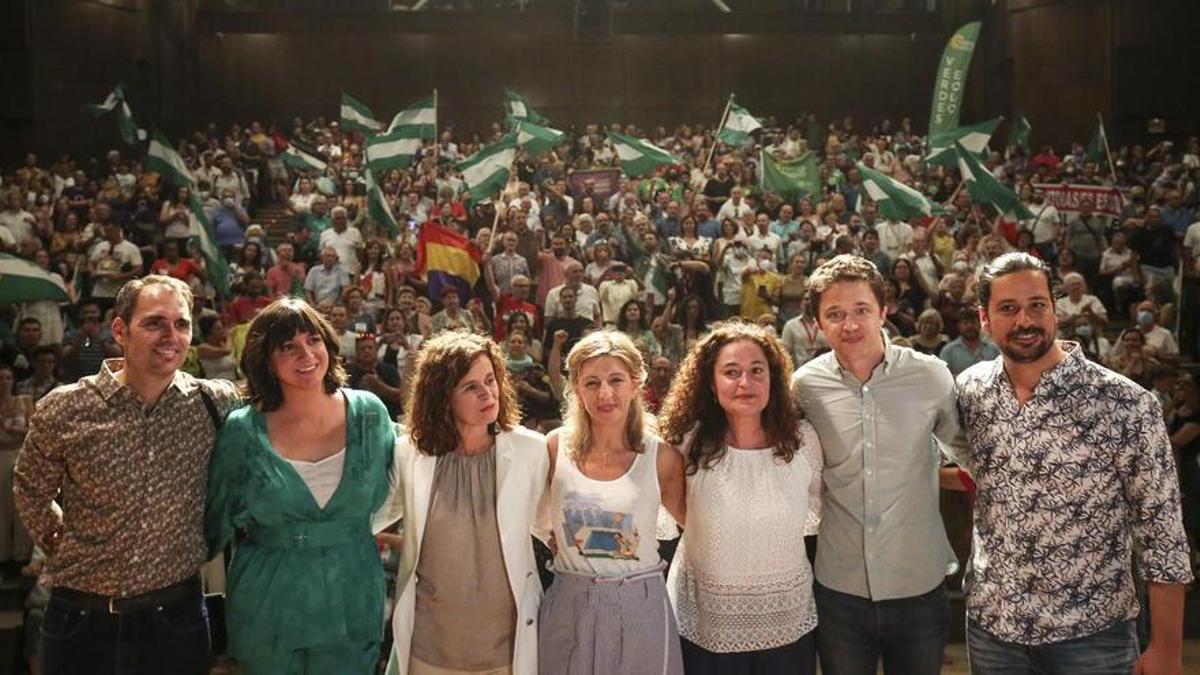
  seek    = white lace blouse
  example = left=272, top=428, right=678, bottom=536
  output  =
left=666, top=420, right=823, bottom=653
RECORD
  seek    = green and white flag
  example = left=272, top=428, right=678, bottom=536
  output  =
left=457, top=132, right=518, bottom=202
left=856, top=161, right=946, bottom=221
left=925, top=117, right=1001, bottom=166
left=954, top=141, right=1034, bottom=220
left=717, top=98, right=763, bottom=146
left=928, top=21, right=982, bottom=137
left=341, top=92, right=382, bottom=135
left=0, top=253, right=69, bottom=304
left=506, top=117, right=565, bottom=157
left=366, top=128, right=424, bottom=173
left=365, top=167, right=400, bottom=237
left=761, top=151, right=820, bottom=199
left=1085, top=113, right=1111, bottom=165
left=503, top=88, right=548, bottom=124
left=609, top=132, right=681, bottom=178
left=146, top=131, right=231, bottom=294
left=85, top=84, right=142, bottom=146
left=1008, top=114, right=1032, bottom=153
left=386, top=95, right=438, bottom=138
left=146, top=131, right=195, bottom=187
left=281, top=144, right=328, bottom=173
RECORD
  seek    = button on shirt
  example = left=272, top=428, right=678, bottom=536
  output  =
left=954, top=344, right=1193, bottom=645
left=793, top=339, right=961, bottom=601
left=14, top=359, right=241, bottom=597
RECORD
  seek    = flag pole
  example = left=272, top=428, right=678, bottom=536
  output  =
left=1099, top=113, right=1118, bottom=185
left=704, top=94, right=735, bottom=174
left=432, top=89, right=440, bottom=163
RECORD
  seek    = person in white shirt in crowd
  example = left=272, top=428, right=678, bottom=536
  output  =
left=1054, top=272, right=1108, bottom=337
left=543, top=261, right=600, bottom=325
left=597, top=263, right=640, bottom=327
left=716, top=186, right=754, bottom=225
left=660, top=322, right=823, bottom=674
left=318, top=206, right=363, bottom=277
left=537, top=331, right=686, bottom=675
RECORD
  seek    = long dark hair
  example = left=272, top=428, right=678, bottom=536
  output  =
left=658, top=321, right=802, bottom=475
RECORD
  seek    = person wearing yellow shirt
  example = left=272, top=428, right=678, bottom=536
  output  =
left=740, top=248, right=784, bottom=321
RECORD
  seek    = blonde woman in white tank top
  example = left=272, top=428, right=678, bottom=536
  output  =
left=537, top=331, right=686, bottom=675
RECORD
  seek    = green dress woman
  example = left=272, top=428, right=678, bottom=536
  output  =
left=206, top=298, right=400, bottom=674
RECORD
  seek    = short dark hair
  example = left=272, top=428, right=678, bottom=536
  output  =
left=240, top=298, right=347, bottom=412
left=806, top=254, right=885, bottom=319
left=976, top=252, right=1052, bottom=312
left=114, top=275, right=194, bottom=326
left=18, top=317, right=41, bottom=328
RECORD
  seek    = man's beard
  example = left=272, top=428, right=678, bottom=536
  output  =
left=998, top=326, right=1053, bottom=363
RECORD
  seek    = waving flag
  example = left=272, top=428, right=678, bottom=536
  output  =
left=717, top=97, right=763, bottom=146
left=416, top=222, right=482, bottom=300
left=86, top=83, right=143, bottom=146
left=457, top=133, right=518, bottom=201
left=955, top=141, right=1035, bottom=221
left=609, top=132, right=681, bottom=178
left=856, top=161, right=946, bottom=220
left=281, top=144, right=327, bottom=173
left=928, top=21, right=982, bottom=137
left=503, top=88, right=548, bottom=124
left=146, top=132, right=231, bottom=294
left=506, top=117, right=566, bottom=157
left=761, top=151, right=820, bottom=199
left=340, top=92, right=382, bottom=135
left=925, top=117, right=1001, bottom=166
left=365, top=167, right=399, bottom=238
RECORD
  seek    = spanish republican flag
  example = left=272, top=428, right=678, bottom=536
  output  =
left=416, top=222, right=482, bottom=300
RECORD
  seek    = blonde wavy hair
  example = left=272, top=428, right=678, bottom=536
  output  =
left=561, top=331, right=654, bottom=461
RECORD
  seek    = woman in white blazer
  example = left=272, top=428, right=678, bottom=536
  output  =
left=387, top=331, right=549, bottom=675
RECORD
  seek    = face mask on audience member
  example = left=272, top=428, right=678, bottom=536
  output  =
left=1075, top=323, right=1093, bottom=339
left=1137, top=310, right=1155, bottom=327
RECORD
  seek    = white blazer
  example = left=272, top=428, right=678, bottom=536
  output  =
left=386, top=425, right=549, bottom=675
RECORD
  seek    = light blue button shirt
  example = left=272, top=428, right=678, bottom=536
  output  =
left=793, top=337, right=961, bottom=601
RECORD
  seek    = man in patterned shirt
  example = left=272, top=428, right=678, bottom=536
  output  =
left=956, top=252, right=1192, bottom=674
left=14, top=275, right=240, bottom=675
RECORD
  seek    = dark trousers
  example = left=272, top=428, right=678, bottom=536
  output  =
left=814, top=580, right=947, bottom=675
left=41, top=586, right=212, bottom=675
left=681, top=631, right=816, bottom=675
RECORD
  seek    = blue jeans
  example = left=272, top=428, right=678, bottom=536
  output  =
left=967, top=618, right=1138, bottom=674
left=41, top=587, right=212, bottom=675
left=814, top=580, right=947, bottom=675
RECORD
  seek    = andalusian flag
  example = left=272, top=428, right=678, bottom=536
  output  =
left=856, top=161, right=946, bottom=220
left=761, top=151, right=820, bottom=199
left=954, top=141, right=1034, bottom=220
left=609, top=132, right=681, bottom=178
left=925, top=117, right=1001, bottom=166
left=717, top=97, right=763, bottom=145
left=1085, top=113, right=1112, bottom=165
left=1008, top=114, right=1032, bottom=153
left=365, top=167, right=399, bottom=238
left=0, top=253, right=69, bottom=304
left=386, top=95, right=437, bottom=138
left=340, top=92, right=382, bottom=135
left=416, top=222, right=482, bottom=300
left=85, top=84, right=142, bottom=146
left=366, top=128, right=423, bottom=173
left=146, top=132, right=231, bottom=294
left=503, top=88, right=548, bottom=124
left=281, top=144, right=327, bottom=173
left=506, top=117, right=565, bottom=157
left=457, top=132, right=518, bottom=201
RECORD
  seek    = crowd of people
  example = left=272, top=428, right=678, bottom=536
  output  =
left=0, top=109, right=1198, bottom=674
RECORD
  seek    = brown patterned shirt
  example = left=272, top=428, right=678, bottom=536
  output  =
left=14, top=359, right=240, bottom=597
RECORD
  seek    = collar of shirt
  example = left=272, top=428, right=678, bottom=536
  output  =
left=826, top=330, right=901, bottom=381
left=95, top=358, right=199, bottom=402
left=987, top=340, right=1085, bottom=402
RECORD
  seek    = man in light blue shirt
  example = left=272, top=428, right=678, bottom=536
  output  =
left=793, top=255, right=961, bottom=675
left=938, top=308, right=1000, bottom=377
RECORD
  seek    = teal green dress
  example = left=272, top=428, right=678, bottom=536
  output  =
left=205, top=389, right=397, bottom=673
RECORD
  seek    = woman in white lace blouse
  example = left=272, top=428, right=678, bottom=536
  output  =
left=659, top=321, right=823, bottom=674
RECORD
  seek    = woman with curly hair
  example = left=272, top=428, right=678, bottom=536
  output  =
left=658, top=321, right=823, bottom=674
left=387, top=331, right=549, bottom=675
left=205, top=298, right=399, bottom=674
left=537, top=331, right=686, bottom=675
left=615, top=298, right=659, bottom=358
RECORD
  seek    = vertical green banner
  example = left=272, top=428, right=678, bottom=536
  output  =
left=928, top=21, right=982, bottom=137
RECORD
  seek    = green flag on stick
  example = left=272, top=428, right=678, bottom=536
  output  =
left=340, top=92, right=383, bottom=135
left=928, top=21, right=983, bottom=138
left=1008, top=114, right=1032, bottom=153
left=609, top=132, right=681, bottom=178
left=856, top=161, right=946, bottom=221
left=954, top=141, right=1035, bottom=221
left=457, top=133, right=519, bottom=202
left=761, top=151, right=820, bottom=199
left=85, top=84, right=143, bottom=146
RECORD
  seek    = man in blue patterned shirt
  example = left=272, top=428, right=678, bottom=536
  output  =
left=956, top=252, right=1192, bottom=675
